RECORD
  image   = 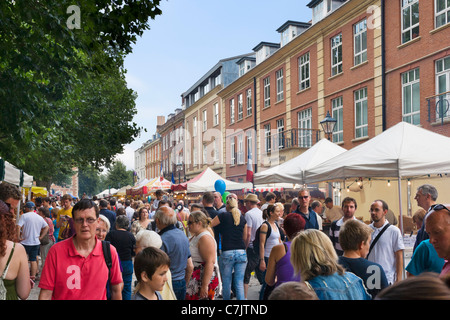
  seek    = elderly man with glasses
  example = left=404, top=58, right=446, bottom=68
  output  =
left=425, top=204, right=450, bottom=278
left=39, top=199, right=123, bottom=300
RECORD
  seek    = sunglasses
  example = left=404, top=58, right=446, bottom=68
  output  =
left=432, top=204, right=450, bottom=213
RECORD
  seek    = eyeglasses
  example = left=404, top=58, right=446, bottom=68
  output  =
left=74, top=217, right=97, bottom=225
left=299, top=195, right=309, bottom=200
left=432, top=204, right=450, bottom=213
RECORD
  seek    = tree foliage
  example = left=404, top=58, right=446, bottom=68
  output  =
left=0, top=0, right=162, bottom=186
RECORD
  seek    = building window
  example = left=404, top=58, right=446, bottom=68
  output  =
left=247, top=133, right=253, bottom=160
left=355, top=87, right=368, bottom=138
left=238, top=94, right=243, bottom=120
left=332, top=96, right=344, bottom=143
left=230, top=98, right=235, bottom=124
left=214, top=139, right=219, bottom=162
left=193, top=145, right=198, bottom=166
left=202, top=110, right=207, bottom=132
left=237, top=135, right=244, bottom=164
left=401, top=0, right=419, bottom=44
left=436, top=56, right=450, bottom=119
left=276, top=69, right=284, bottom=102
left=298, top=108, right=312, bottom=147
left=230, top=138, right=236, bottom=165
left=276, top=118, right=284, bottom=149
left=213, top=103, right=219, bottom=126
left=246, top=89, right=252, bottom=116
left=354, top=19, right=367, bottom=66
left=298, top=52, right=310, bottom=91
left=264, top=76, right=271, bottom=108
left=331, top=33, right=343, bottom=76
left=436, top=0, right=450, bottom=27
left=193, top=116, right=197, bottom=137
left=264, top=124, right=271, bottom=152
left=402, top=68, right=420, bottom=125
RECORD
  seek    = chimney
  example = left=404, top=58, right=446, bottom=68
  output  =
left=157, top=116, right=165, bottom=126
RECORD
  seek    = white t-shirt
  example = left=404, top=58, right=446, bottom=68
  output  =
left=367, top=220, right=405, bottom=284
left=18, top=211, right=48, bottom=246
left=245, top=207, right=263, bottom=248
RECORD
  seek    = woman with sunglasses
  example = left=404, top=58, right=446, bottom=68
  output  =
left=185, top=211, right=220, bottom=300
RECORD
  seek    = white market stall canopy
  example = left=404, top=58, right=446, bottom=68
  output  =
left=254, top=138, right=346, bottom=185
left=174, top=167, right=253, bottom=193
left=304, top=122, right=450, bottom=184
left=0, top=158, right=34, bottom=188
left=96, top=188, right=118, bottom=198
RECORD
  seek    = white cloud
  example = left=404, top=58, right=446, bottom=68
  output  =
left=115, top=145, right=135, bottom=171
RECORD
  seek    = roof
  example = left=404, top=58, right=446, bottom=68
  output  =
left=276, top=20, right=312, bottom=33
left=252, top=41, right=280, bottom=52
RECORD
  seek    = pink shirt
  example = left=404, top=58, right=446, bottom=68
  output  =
left=39, top=236, right=123, bottom=300
left=440, top=260, right=450, bottom=278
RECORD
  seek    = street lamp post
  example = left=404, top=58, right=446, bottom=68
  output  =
left=320, top=111, right=337, bottom=141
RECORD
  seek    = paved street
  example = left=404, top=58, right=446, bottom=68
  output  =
left=27, top=266, right=262, bottom=300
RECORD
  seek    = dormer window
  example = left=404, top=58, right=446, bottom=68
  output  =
left=308, top=0, right=345, bottom=24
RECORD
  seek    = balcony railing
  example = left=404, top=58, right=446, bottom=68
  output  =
left=270, top=128, right=321, bottom=150
left=427, top=91, right=450, bottom=124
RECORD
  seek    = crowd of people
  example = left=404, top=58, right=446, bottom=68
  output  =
left=1, top=181, right=450, bottom=301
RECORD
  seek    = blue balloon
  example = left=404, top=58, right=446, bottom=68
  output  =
left=214, top=179, right=226, bottom=195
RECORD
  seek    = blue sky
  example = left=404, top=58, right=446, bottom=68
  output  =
left=118, top=0, right=313, bottom=170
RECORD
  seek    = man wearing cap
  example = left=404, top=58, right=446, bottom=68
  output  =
left=17, top=201, right=49, bottom=281
left=243, top=193, right=264, bottom=299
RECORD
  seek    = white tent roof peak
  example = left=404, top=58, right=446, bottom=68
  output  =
left=304, top=122, right=450, bottom=183
left=254, top=138, right=346, bottom=185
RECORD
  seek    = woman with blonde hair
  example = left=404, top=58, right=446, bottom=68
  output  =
left=185, top=211, right=221, bottom=300
left=290, top=229, right=371, bottom=300
left=211, top=197, right=248, bottom=300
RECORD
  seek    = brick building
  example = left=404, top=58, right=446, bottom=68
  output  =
left=136, top=0, right=450, bottom=190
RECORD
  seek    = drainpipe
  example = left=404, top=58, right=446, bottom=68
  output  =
left=253, top=77, right=258, bottom=176
left=381, top=0, right=386, bottom=131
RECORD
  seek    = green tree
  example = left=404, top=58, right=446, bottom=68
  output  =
left=78, top=166, right=102, bottom=197
left=104, top=160, right=134, bottom=190
left=0, top=0, right=162, bottom=186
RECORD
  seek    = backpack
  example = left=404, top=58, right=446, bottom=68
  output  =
left=252, top=221, right=272, bottom=257
left=102, top=240, right=112, bottom=300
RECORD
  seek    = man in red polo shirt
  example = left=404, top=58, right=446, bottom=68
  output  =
left=39, top=199, right=123, bottom=300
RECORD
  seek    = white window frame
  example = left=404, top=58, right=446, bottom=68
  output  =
left=264, top=124, right=271, bottom=152
left=202, top=109, right=207, bottom=132
left=331, top=33, right=343, bottom=76
left=435, top=0, right=450, bottom=28
left=237, top=135, right=244, bottom=164
left=276, top=69, right=284, bottom=102
left=276, top=118, right=285, bottom=149
left=230, top=98, right=235, bottom=124
left=264, top=76, right=271, bottom=108
left=436, top=56, right=450, bottom=119
left=213, top=103, right=219, bottom=126
left=355, top=87, right=368, bottom=138
left=214, top=139, right=219, bottom=162
left=246, top=89, right=252, bottom=116
left=298, top=108, right=312, bottom=147
left=230, top=138, right=236, bottom=165
left=332, top=96, right=344, bottom=143
left=401, top=0, right=419, bottom=44
left=354, top=19, right=367, bottom=66
left=192, top=116, right=197, bottom=137
left=298, top=52, right=310, bottom=91
left=402, top=68, right=420, bottom=125
left=238, top=94, right=243, bottom=120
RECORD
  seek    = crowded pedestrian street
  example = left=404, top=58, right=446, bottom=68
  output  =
left=2, top=0, right=450, bottom=312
